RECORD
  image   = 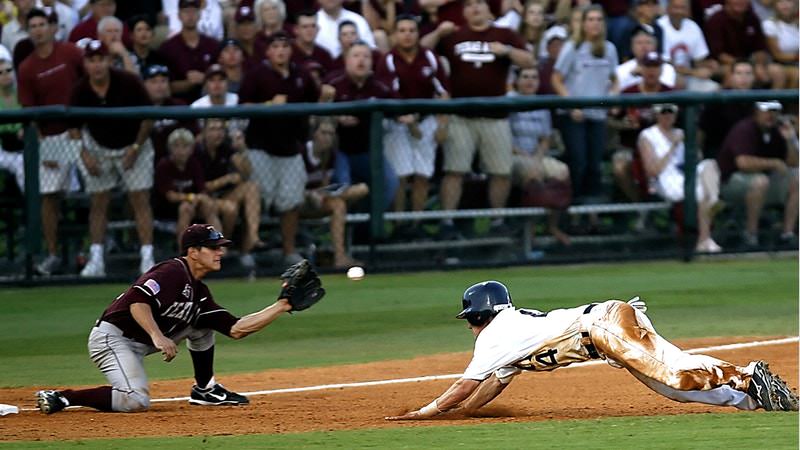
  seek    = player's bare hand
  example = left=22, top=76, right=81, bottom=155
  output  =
left=152, top=334, right=177, bottom=362
left=385, top=410, right=425, bottom=420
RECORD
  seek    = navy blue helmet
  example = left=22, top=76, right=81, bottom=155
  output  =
left=456, top=281, right=513, bottom=326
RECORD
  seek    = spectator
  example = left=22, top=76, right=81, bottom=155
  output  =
left=159, top=0, right=220, bottom=102
left=239, top=31, right=325, bottom=264
left=291, top=10, right=335, bottom=85
left=254, top=0, right=291, bottom=41
left=217, top=38, right=245, bottom=93
left=639, top=103, right=723, bottom=252
left=617, top=0, right=663, bottom=61
left=129, top=15, right=167, bottom=79
left=144, top=64, right=194, bottom=164
left=2, top=0, right=34, bottom=52
left=17, top=8, right=84, bottom=276
left=69, top=40, right=155, bottom=277
left=191, top=63, right=238, bottom=107
left=616, top=26, right=676, bottom=91
left=552, top=5, right=618, bottom=205
left=704, top=0, right=785, bottom=89
left=717, top=101, right=798, bottom=247
left=315, top=0, right=375, bottom=58
left=163, top=0, right=224, bottom=41
left=231, top=4, right=266, bottom=71
left=761, top=0, right=798, bottom=88
left=327, top=42, right=398, bottom=209
left=68, top=0, right=132, bottom=47
left=698, top=60, right=755, bottom=160
left=154, top=128, right=222, bottom=244
left=656, top=0, right=719, bottom=92
left=508, top=67, right=571, bottom=246
left=40, top=0, right=79, bottom=42
left=536, top=25, right=567, bottom=95
left=427, top=0, right=533, bottom=237
left=97, top=15, right=137, bottom=74
left=195, top=119, right=263, bottom=269
left=518, top=0, right=547, bottom=59
left=329, top=20, right=382, bottom=74
left=10, top=4, right=54, bottom=70
left=113, top=1, right=162, bottom=27
left=0, top=58, right=24, bottom=193
left=301, top=118, right=369, bottom=268
left=375, top=15, right=448, bottom=222
left=595, top=0, right=633, bottom=53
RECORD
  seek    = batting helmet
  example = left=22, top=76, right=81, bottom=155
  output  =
left=456, top=281, right=513, bottom=326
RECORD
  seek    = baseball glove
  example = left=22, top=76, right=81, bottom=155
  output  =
left=279, top=259, right=325, bottom=311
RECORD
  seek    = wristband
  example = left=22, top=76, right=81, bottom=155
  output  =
left=419, top=399, right=442, bottom=416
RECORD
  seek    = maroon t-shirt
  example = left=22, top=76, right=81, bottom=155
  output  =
left=17, top=42, right=84, bottom=136
left=69, top=68, right=152, bottom=149
left=375, top=47, right=449, bottom=99
left=239, top=62, right=319, bottom=156
left=618, top=83, right=673, bottom=149
left=440, top=27, right=523, bottom=93
left=704, top=8, right=767, bottom=59
left=717, top=117, right=788, bottom=182
left=158, top=33, right=221, bottom=101
left=99, top=257, right=239, bottom=345
left=328, top=73, right=394, bottom=155
left=68, top=16, right=133, bottom=47
left=194, top=142, right=235, bottom=183
left=153, top=155, right=206, bottom=219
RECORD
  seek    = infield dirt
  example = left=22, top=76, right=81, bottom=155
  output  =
left=1, top=337, right=796, bottom=441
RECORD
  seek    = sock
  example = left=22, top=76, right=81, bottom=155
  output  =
left=140, top=244, right=153, bottom=257
left=89, top=244, right=104, bottom=261
left=61, top=386, right=112, bottom=411
left=190, top=346, right=215, bottom=388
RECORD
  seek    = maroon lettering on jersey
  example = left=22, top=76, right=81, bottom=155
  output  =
left=328, top=73, right=395, bottom=155
left=99, top=258, right=239, bottom=345
left=375, top=48, right=449, bottom=99
left=239, top=62, right=319, bottom=156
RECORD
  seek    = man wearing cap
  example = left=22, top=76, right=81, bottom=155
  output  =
left=68, top=0, right=132, bottom=48
left=717, top=101, right=798, bottom=247
left=240, top=30, right=325, bottom=265
left=159, top=0, right=220, bottom=102
left=35, top=223, right=303, bottom=414
left=231, top=4, right=266, bottom=72
left=69, top=40, right=156, bottom=277
left=191, top=64, right=239, bottom=108
left=217, top=38, right=245, bottom=92
left=616, top=26, right=676, bottom=91
left=17, top=8, right=85, bottom=276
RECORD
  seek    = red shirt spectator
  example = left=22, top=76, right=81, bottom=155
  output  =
left=328, top=67, right=394, bottom=155
left=68, top=0, right=133, bottom=48
left=704, top=1, right=768, bottom=60
left=376, top=46, right=448, bottom=99
left=717, top=116, right=788, bottom=182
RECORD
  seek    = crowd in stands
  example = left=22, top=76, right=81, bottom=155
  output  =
left=0, top=0, right=795, bottom=277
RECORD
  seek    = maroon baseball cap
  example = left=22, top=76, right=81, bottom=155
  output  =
left=179, top=0, right=201, bottom=9
left=266, top=30, right=292, bottom=46
left=235, top=5, right=256, bottom=23
left=641, top=51, right=662, bottom=67
left=181, top=224, right=233, bottom=251
left=83, top=39, right=109, bottom=58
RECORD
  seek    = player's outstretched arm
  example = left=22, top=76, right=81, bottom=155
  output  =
left=385, top=378, right=481, bottom=420
left=460, top=373, right=510, bottom=413
left=229, top=300, right=292, bottom=339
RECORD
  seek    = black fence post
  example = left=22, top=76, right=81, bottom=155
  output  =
left=681, top=104, right=698, bottom=261
left=369, top=110, right=385, bottom=262
left=23, top=124, right=41, bottom=281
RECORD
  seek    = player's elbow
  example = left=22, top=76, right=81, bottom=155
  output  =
left=228, top=328, right=248, bottom=340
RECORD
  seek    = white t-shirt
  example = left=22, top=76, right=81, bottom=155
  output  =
left=315, top=8, right=375, bottom=58
left=163, top=0, right=224, bottom=41
left=762, top=18, right=799, bottom=54
left=616, top=58, right=677, bottom=91
left=656, top=15, right=710, bottom=68
left=191, top=92, right=239, bottom=108
left=462, top=306, right=594, bottom=382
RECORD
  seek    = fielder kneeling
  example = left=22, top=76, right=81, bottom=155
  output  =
left=36, top=224, right=325, bottom=414
left=387, top=281, right=798, bottom=420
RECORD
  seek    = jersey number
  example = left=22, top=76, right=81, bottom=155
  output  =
left=534, top=349, right=559, bottom=366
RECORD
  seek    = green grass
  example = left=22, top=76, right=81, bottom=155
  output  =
left=0, top=412, right=797, bottom=449
left=0, top=258, right=797, bottom=387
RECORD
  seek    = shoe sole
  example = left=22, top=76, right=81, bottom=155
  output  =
left=188, top=399, right=248, bottom=406
left=750, top=362, right=775, bottom=410
left=35, top=391, right=55, bottom=414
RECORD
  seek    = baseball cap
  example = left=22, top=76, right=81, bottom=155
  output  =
left=143, top=64, right=170, bottom=79
left=220, top=38, right=244, bottom=52
left=205, top=63, right=226, bottom=79
left=83, top=39, right=108, bottom=58
left=266, top=30, right=291, bottom=46
left=543, top=25, right=568, bottom=44
left=235, top=5, right=256, bottom=23
left=755, top=100, right=782, bottom=112
left=181, top=224, right=233, bottom=251
left=179, top=0, right=201, bottom=9
left=641, top=51, right=662, bottom=67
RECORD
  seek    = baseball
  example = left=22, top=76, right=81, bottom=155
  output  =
left=347, top=266, right=365, bottom=281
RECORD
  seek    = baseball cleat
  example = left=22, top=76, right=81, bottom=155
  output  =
left=768, top=371, right=799, bottom=412
left=36, top=390, right=68, bottom=414
left=189, top=383, right=249, bottom=406
left=748, top=361, right=775, bottom=410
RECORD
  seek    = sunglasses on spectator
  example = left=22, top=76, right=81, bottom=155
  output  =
left=654, top=104, right=677, bottom=114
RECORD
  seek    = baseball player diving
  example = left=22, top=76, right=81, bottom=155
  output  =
left=36, top=224, right=325, bottom=414
left=387, top=281, right=798, bottom=420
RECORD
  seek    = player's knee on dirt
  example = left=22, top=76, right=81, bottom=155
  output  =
left=114, top=389, right=150, bottom=412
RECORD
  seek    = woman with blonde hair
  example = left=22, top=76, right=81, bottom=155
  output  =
left=518, top=1, right=547, bottom=58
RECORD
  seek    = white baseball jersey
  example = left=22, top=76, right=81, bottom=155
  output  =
left=463, top=305, right=597, bottom=382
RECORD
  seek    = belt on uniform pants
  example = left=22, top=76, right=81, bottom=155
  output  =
left=581, top=304, right=600, bottom=359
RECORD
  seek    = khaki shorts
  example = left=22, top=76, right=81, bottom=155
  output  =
left=248, top=150, right=307, bottom=212
left=443, top=116, right=512, bottom=175
left=383, top=115, right=438, bottom=178
left=511, top=154, right=569, bottom=186
left=78, top=134, right=154, bottom=193
left=39, top=132, right=80, bottom=194
left=721, top=169, right=798, bottom=206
